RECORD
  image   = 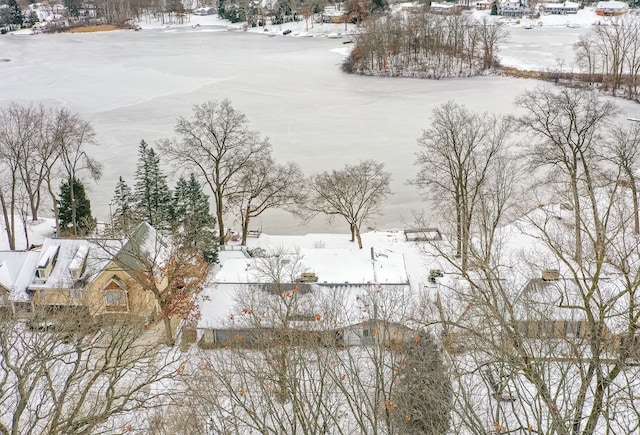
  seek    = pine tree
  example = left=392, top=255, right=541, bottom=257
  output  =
left=110, top=176, right=136, bottom=237
left=58, top=177, right=96, bottom=237
left=133, top=140, right=172, bottom=230
left=392, top=331, right=452, bottom=434
left=7, top=0, right=23, bottom=27
left=490, top=2, right=498, bottom=15
left=171, top=173, right=218, bottom=263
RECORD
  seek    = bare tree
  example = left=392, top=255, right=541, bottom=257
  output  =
left=0, top=103, right=38, bottom=250
left=604, top=123, right=640, bottom=235
left=477, top=16, right=507, bottom=70
left=236, top=158, right=306, bottom=246
left=159, top=99, right=271, bottom=245
left=306, top=160, right=391, bottom=249
left=412, top=102, right=510, bottom=272
left=515, top=86, right=617, bottom=263
left=0, top=314, right=180, bottom=435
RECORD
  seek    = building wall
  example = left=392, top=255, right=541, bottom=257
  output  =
left=84, top=261, right=157, bottom=318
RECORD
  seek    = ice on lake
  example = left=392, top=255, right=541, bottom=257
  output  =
left=0, top=25, right=637, bottom=234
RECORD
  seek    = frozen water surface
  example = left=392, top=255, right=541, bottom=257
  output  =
left=0, top=26, right=637, bottom=234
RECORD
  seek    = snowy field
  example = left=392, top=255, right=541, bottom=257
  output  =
left=1, top=7, right=639, bottom=235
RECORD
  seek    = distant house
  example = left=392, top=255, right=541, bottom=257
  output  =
left=474, top=0, right=493, bottom=10
left=500, top=1, right=525, bottom=17
left=595, top=1, right=628, bottom=16
left=430, top=2, right=457, bottom=14
left=78, top=2, right=97, bottom=19
left=194, top=7, right=216, bottom=15
left=543, top=1, right=579, bottom=14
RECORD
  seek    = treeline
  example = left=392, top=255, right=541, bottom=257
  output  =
left=343, top=12, right=506, bottom=79
left=575, top=15, right=640, bottom=100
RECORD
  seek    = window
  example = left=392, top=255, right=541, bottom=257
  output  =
left=105, top=290, right=128, bottom=312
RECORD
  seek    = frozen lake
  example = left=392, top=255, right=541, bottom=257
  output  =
left=0, top=25, right=637, bottom=234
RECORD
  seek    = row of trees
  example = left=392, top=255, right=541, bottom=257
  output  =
left=575, top=15, right=640, bottom=100
left=0, top=99, right=393, bottom=254
left=159, top=99, right=392, bottom=249
left=344, top=12, right=507, bottom=78
left=413, top=86, right=640, bottom=433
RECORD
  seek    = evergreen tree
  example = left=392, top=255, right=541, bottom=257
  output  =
left=27, top=11, right=38, bottom=27
left=110, top=176, right=137, bottom=237
left=171, top=173, right=218, bottom=263
left=490, top=1, right=498, bottom=15
left=392, top=331, right=452, bottom=434
left=57, top=178, right=96, bottom=237
left=7, top=0, right=23, bottom=27
left=64, top=0, right=80, bottom=18
left=133, top=140, right=172, bottom=230
left=370, top=0, right=388, bottom=14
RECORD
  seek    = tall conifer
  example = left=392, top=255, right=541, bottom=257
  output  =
left=110, top=176, right=136, bottom=236
left=133, top=140, right=172, bottom=229
left=171, top=173, right=217, bottom=262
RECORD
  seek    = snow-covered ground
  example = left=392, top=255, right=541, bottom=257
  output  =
left=1, top=7, right=639, bottom=235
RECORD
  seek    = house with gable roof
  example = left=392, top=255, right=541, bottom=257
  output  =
left=1, top=223, right=168, bottom=323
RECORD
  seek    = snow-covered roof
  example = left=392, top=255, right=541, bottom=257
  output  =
left=29, top=238, right=112, bottom=291
left=112, top=222, right=167, bottom=274
left=0, top=251, right=41, bottom=302
left=198, top=281, right=414, bottom=330
left=37, top=245, right=59, bottom=269
left=216, top=246, right=408, bottom=285
left=545, top=1, right=579, bottom=8
left=596, top=1, right=628, bottom=9
left=69, top=244, right=89, bottom=272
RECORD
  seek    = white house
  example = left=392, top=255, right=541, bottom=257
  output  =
left=544, top=1, right=579, bottom=14
left=596, top=1, right=628, bottom=16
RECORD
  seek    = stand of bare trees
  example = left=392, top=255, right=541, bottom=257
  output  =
left=344, top=12, right=506, bottom=78
left=575, top=15, right=640, bottom=99
left=415, top=87, right=640, bottom=434
left=160, top=100, right=272, bottom=246
left=0, top=315, right=180, bottom=434
left=412, top=102, right=514, bottom=272
left=0, top=103, right=100, bottom=249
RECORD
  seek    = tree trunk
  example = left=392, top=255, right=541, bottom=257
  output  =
left=216, top=193, right=225, bottom=246
left=241, top=206, right=250, bottom=246
left=46, top=176, right=60, bottom=236
left=0, top=191, right=15, bottom=250
left=163, top=317, right=174, bottom=346
left=631, top=176, right=639, bottom=235
left=571, top=174, right=582, bottom=263
left=355, top=225, right=363, bottom=249
left=70, top=178, right=77, bottom=237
